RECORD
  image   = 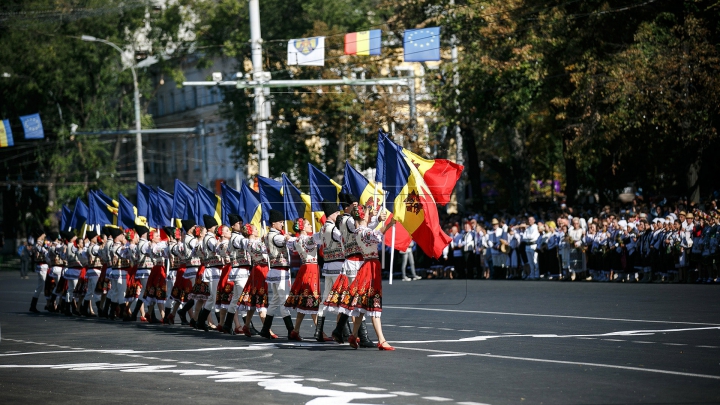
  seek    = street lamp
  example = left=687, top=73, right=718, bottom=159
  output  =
left=81, top=35, right=145, bottom=183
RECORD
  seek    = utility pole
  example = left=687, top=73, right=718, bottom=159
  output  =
left=249, top=0, right=269, bottom=177
left=450, top=0, right=465, bottom=211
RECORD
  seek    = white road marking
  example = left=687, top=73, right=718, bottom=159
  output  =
left=423, top=396, right=453, bottom=401
left=332, top=382, right=357, bottom=387
left=359, top=387, right=387, bottom=391
left=458, top=330, right=475, bottom=332
left=697, top=345, right=718, bottom=348
left=418, top=326, right=433, bottom=329
left=458, top=402, right=492, bottom=405
left=389, top=391, right=418, bottom=396
left=578, top=338, right=596, bottom=340
left=393, top=326, right=720, bottom=344
left=428, top=354, right=467, bottom=357
left=394, top=346, right=720, bottom=380
left=306, top=378, right=329, bottom=382
left=384, top=306, right=720, bottom=326
left=663, top=343, right=687, bottom=346
left=632, top=341, right=654, bottom=344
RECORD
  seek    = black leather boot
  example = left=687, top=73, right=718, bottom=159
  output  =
left=99, top=300, right=111, bottom=318
left=195, top=308, right=211, bottom=331
left=222, top=312, right=235, bottom=334
left=149, top=308, right=162, bottom=324
left=177, top=300, right=194, bottom=325
left=331, top=313, right=349, bottom=343
left=62, top=301, right=72, bottom=316
left=71, top=301, right=81, bottom=316
left=80, top=300, right=89, bottom=316
left=282, top=315, right=294, bottom=337
left=314, top=316, right=326, bottom=342
left=357, top=320, right=376, bottom=348
left=29, top=297, right=40, bottom=313
left=124, top=301, right=142, bottom=322
left=344, top=318, right=352, bottom=341
left=48, top=295, right=58, bottom=312
left=259, top=315, right=275, bottom=339
left=108, top=302, right=118, bottom=320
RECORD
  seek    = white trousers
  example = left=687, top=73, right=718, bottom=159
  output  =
left=202, top=279, right=220, bottom=311
left=84, top=277, right=100, bottom=302
left=33, top=268, right=47, bottom=299
left=227, top=276, right=249, bottom=315
left=64, top=279, right=77, bottom=302
left=109, top=275, right=127, bottom=304
left=317, top=275, right=338, bottom=317
left=267, top=279, right=291, bottom=318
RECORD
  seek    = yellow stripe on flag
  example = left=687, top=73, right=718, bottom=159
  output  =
left=356, top=31, right=370, bottom=55
left=0, top=121, right=8, bottom=147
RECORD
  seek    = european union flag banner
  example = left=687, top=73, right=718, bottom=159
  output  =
left=0, top=119, right=13, bottom=147
left=403, top=27, right=441, bottom=62
left=69, top=197, right=88, bottom=231
left=60, top=205, right=72, bottom=231
left=172, top=179, right=195, bottom=225
left=150, top=187, right=173, bottom=228
left=19, top=113, right=45, bottom=139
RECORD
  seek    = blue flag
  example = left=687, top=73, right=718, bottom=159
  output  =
left=239, top=181, right=262, bottom=229
left=69, top=197, right=88, bottom=231
left=88, top=191, right=115, bottom=227
left=376, top=129, right=387, bottom=183
left=172, top=179, right=195, bottom=222
left=221, top=183, right=241, bottom=226
left=0, top=119, right=14, bottom=147
left=308, top=163, right=341, bottom=211
left=282, top=173, right=307, bottom=221
left=257, top=176, right=283, bottom=223
left=403, top=27, right=440, bottom=62
left=150, top=187, right=173, bottom=228
left=196, top=183, right=221, bottom=225
left=136, top=182, right=152, bottom=218
left=19, top=113, right=45, bottom=139
left=60, top=205, right=72, bottom=231
left=118, top=193, right=136, bottom=230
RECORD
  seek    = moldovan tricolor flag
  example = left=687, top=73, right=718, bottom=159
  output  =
left=343, top=161, right=412, bottom=252
left=0, top=119, right=13, bottom=147
left=308, top=163, right=342, bottom=224
left=378, top=130, right=463, bottom=206
left=288, top=37, right=325, bottom=66
left=344, top=30, right=381, bottom=55
left=381, top=136, right=451, bottom=258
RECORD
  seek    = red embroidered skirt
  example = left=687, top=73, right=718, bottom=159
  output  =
left=237, top=264, right=268, bottom=311
left=124, top=267, right=143, bottom=301
left=170, top=265, right=193, bottom=303
left=215, top=264, right=235, bottom=308
left=339, top=259, right=383, bottom=318
left=190, top=265, right=210, bottom=300
left=143, top=264, right=167, bottom=303
left=73, top=268, right=88, bottom=299
left=322, top=273, right=349, bottom=312
left=95, top=265, right=111, bottom=294
left=285, top=263, right=321, bottom=314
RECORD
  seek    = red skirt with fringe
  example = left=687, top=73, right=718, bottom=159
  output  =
left=339, top=259, right=383, bottom=317
left=285, top=263, right=321, bottom=314
left=170, top=265, right=193, bottom=303
left=322, top=273, right=349, bottom=312
left=237, top=264, right=268, bottom=311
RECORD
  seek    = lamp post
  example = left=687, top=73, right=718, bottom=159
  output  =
left=81, top=35, right=144, bottom=183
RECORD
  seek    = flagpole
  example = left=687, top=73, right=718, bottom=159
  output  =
left=389, top=223, right=396, bottom=285
left=379, top=183, right=385, bottom=269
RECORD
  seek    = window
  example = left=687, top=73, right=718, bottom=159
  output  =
left=180, top=89, right=186, bottom=111
left=193, top=137, right=200, bottom=170
left=192, top=88, right=198, bottom=109
left=169, top=92, right=175, bottom=114
left=209, top=88, right=216, bottom=104
left=158, top=96, right=164, bottom=116
left=167, top=140, right=175, bottom=174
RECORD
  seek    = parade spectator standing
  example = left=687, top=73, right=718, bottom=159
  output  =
left=399, top=241, right=420, bottom=281
left=19, top=239, right=32, bottom=279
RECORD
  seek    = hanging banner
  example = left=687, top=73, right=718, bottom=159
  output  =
left=287, top=37, right=325, bottom=66
left=20, top=113, right=45, bottom=139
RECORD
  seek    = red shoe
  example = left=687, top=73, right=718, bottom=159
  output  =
left=140, top=316, right=149, bottom=323
left=289, top=330, right=303, bottom=341
left=348, top=335, right=359, bottom=349
left=241, top=325, right=252, bottom=337
left=377, top=341, right=395, bottom=351
left=234, top=327, right=243, bottom=335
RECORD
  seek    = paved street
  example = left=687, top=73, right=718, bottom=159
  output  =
left=1, top=271, right=718, bottom=405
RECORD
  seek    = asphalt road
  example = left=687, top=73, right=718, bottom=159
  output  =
left=1, top=271, right=719, bottom=405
